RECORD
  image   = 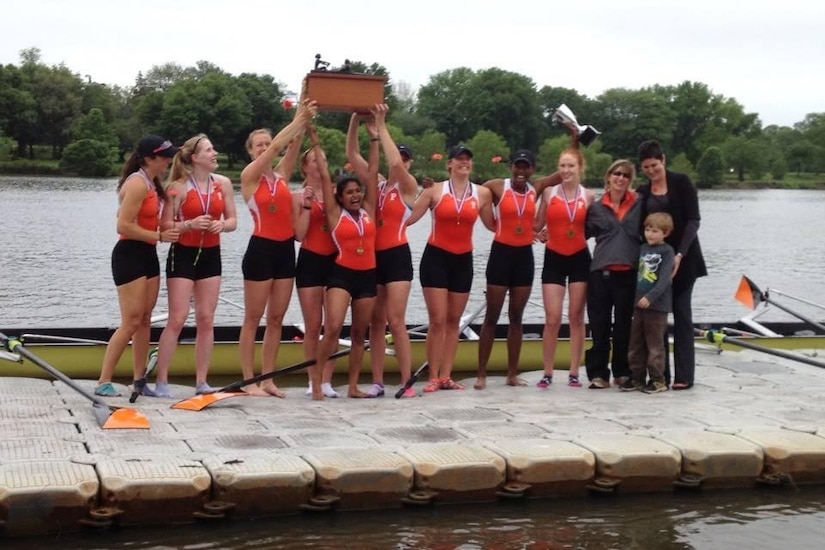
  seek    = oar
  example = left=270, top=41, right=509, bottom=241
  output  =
left=696, top=328, right=825, bottom=370
left=735, top=276, right=825, bottom=333
left=128, top=348, right=159, bottom=404
left=171, top=342, right=377, bottom=411
left=0, top=332, right=150, bottom=429
left=395, top=300, right=487, bottom=398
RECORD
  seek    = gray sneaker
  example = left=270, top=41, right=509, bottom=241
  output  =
left=619, top=378, right=639, bottom=392
left=642, top=381, right=668, bottom=394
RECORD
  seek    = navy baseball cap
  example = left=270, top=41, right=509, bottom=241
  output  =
left=448, top=144, right=473, bottom=159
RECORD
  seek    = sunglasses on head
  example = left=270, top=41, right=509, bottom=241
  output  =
left=611, top=170, right=631, bottom=179
left=152, top=140, right=173, bottom=153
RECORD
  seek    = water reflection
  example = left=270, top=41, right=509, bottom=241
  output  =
left=7, top=489, right=824, bottom=549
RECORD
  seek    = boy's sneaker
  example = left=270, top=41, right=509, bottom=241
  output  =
left=536, top=375, right=553, bottom=388
left=642, top=381, right=668, bottom=394
left=619, top=378, right=640, bottom=392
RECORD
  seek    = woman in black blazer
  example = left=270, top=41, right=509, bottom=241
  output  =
left=636, top=140, right=707, bottom=389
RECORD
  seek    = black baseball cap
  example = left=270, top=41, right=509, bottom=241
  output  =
left=398, top=144, right=413, bottom=159
left=448, top=144, right=473, bottom=159
left=510, top=149, right=536, bottom=166
left=137, top=135, right=178, bottom=158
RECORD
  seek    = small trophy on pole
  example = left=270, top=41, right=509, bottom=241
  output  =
left=553, top=104, right=601, bottom=147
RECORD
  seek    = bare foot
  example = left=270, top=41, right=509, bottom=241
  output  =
left=348, top=389, right=370, bottom=398
left=261, top=382, right=287, bottom=398
left=242, top=384, right=269, bottom=397
left=506, top=376, right=528, bottom=387
left=473, top=377, right=487, bottom=390
left=311, top=391, right=324, bottom=401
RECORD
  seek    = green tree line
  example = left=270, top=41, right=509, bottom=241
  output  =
left=2, top=47, right=824, bottom=186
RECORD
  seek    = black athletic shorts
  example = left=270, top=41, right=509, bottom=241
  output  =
left=111, top=239, right=160, bottom=286
left=242, top=235, right=296, bottom=281
left=486, top=241, right=534, bottom=288
left=327, top=264, right=377, bottom=299
left=376, top=243, right=414, bottom=285
left=166, top=244, right=222, bottom=280
left=541, top=247, right=591, bottom=285
left=296, top=248, right=337, bottom=288
left=419, top=243, right=473, bottom=293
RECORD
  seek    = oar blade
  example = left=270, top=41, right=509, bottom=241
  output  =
left=95, top=404, right=150, bottom=429
left=171, top=391, right=246, bottom=411
left=735, top=276, right=761, bottom=310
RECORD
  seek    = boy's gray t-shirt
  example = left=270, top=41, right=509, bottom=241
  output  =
left=635, top=242, right=675, bottom=312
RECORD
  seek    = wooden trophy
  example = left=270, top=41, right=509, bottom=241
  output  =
left=305, top=54, right=386, bottom=112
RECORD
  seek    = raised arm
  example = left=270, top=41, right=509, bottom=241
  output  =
left=241, top=99, right=317, bottom=196
left=308, top=124, right=338, bottom=227
left=345, top=113, right=374, bottom=186
left=274, top=133, right=304, bottom=183
left=372, top=103, right=418, bottom=204
left=532, top=170, right=562, bottom=196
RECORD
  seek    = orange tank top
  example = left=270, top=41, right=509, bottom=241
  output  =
left=301, top=200, right=336, bottom=255
left=375, top=181, right=411, bottom=251
left=177, top=175, right=225, bottom=248
left=119, top=169, right=159, bottom=243
left=247, top=173, right=294, bottom=241
left=427, top=180, right=479, bottom=254
left=331, top=208, right=377, bottom=270
left=545, top=184, right=588, bottom=255
left=494, top=179, right=536, bottom=247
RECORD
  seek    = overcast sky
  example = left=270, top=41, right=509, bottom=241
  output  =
left=3, top=0, right=823, bottom=128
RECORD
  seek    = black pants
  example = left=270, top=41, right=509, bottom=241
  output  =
left=663, top=279, right=696, bottom=386
left=585, top=269, right=636, bottom=381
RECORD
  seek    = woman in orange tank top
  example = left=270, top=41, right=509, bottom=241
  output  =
left=237, top=100, right=317, bottom=398
left=95, top=136, right=180, bottom=397
left=152, top=134, right=238, bottom=397
left=345, top=105, right=417, bottom=398
left=309, top=125, right=379, bottom=400
left=408, top=145, right=494, bottom=393
left=535, top=145, right=595, bottom=389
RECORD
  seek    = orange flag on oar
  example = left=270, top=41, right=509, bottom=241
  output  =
left=735, top=276, right=761, bottom=310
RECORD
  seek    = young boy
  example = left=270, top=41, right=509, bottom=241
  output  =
left=622, top=212, right=675, bottom=393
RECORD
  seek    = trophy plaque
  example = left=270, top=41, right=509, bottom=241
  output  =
left=305, top=54, right=387, bottom=112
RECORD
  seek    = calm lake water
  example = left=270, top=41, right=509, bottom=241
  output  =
left=2, top=176, right=825, bottom=549
left=2, top=176, right=824, bottom=328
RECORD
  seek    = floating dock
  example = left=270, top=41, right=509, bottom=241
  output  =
left=2, top=346, right=825, bottom=537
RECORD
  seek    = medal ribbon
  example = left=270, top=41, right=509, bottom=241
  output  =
left=448, top=179, right=471, bottom=222
left=188, top=174, right=213, bottom=219
left=560, top=185, right=581, bottom=224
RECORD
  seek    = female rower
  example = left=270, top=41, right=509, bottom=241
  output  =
left=95, top=136, right=179, bottom=397
left=295, top=142, right=340, bottom=398
left=408, top=144, right=494, bottom=392
left=152, top=134, right=237, bottom=396
left=238, top=99, right=317, bottom=397
left=345, top=105, right=416, bottom=398
left=473, top=150, right=540, bottom=390
left=535, top=145, right=595, bottom=389
left=310, top=124, right=379, bottom=400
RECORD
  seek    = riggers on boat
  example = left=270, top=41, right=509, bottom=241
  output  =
left=1, top=321, right=824, bottom=380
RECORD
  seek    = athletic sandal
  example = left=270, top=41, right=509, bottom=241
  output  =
left=366, top=383, right=385, bottom=398
left=423, top=379, right=440, bottom=393
left=568, top=375, right=581, bottom=387
left=153, top=382, right=173, bottom=398
left=536, top=375, right=553, bottom=388
left=440, top=378, right=465, bottom=390
left=94, top=382, right=121, bottom=397
left=399, top=387, right=417, bottom=398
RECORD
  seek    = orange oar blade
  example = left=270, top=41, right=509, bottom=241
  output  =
left=98, top=405, right=151, bottom=429
left=171, top=391, right=246, bottom=411
left=735, top=276, right=760, bottom=310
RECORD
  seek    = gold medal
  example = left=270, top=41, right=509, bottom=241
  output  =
left=515, top=225, right=523, bottom=235
left=268, top=203, right=276, bottom=213
left=566, top=228, right=575, bottom=239
left=356, top=246, right=364, bottom=256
